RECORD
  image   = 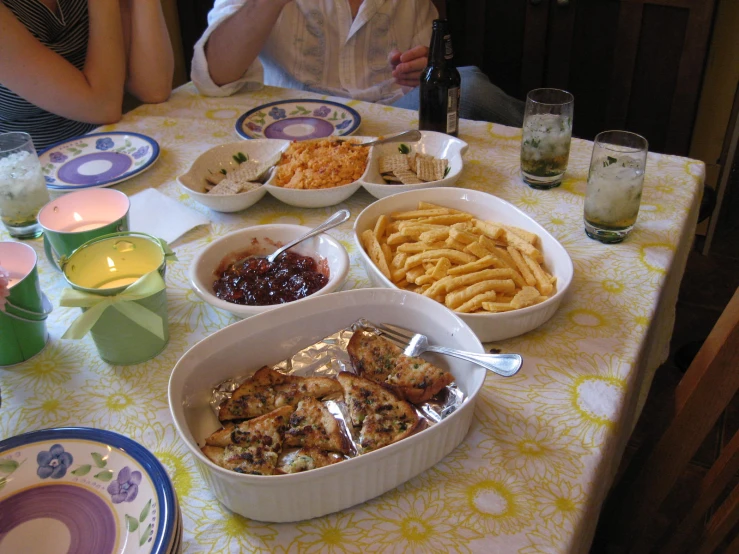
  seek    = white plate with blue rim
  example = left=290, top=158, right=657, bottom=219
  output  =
left=0, top=427, right=178, bottom=554
left=235, top=99, right=361, bottom=141
left=39, top=132, right=160, bottom=191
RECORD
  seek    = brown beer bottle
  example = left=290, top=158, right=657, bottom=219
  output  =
left=419, top=19, right=461, bottom=137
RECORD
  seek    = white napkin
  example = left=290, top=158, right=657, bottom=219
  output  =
left=129, top=188, right=210, bottom=243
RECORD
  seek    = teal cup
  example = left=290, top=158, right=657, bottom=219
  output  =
left=0, top=241, right=53, bottom=366
left=38, top=188, right=130, bottom=271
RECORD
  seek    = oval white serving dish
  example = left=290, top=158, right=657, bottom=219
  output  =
left=353, top=187, right=574, bottom=342
left=189, top=223, right=349, bottom=318
left=360, top=130, right=468, bottom=199
left=168, top=288, right=485, bottom=522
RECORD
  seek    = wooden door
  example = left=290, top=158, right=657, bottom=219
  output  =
left=448, top=0, right=717, bottom=155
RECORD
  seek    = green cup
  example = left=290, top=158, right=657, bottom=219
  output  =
left=0, top=242, right=53, bottom=366
left=39, top=188, right=130, bottom=271
left=61, top=232, right=170, bottom=365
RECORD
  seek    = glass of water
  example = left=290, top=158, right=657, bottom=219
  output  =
left=584, top=130, right=648, bottom=243
left=520, top=88, right=574, bottom=189
left=0, top=132, right=50, bottom=239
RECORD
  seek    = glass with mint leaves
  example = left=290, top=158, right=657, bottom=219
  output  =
left=520, top=88, right=574, bottom=190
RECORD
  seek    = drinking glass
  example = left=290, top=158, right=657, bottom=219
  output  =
left=0, top=132, right=49, bottom=239
left=584, top=130, right=648, bottom=243
left=520, top=88, right=574, bottom=189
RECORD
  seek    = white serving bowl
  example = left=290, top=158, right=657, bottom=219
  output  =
left=168, top=288, right=485, bottom=522
left=189, top=224, right=349, bottom=318
left=178, top=139, right=289, bottom=212
left=262, top=136, right=374, bottom=208
left=360, top=131, right=468, bottom=199
left=353, top=187, right=574, bottom=342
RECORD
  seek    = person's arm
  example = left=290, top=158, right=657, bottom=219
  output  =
left=120, top=0, right=174, bottom=103
left=205, top=0, right=291, bottom=87
left=0, top=1, right=126, bottom=124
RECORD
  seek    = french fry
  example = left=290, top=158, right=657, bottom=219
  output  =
left=374, top=215, right=389, bottom=240
left=391, top=251, right=408, bottom=269
left=523, top=253, right=554, bottom=295
left=445, top=237, right=469, bottom=251
left=447, top=255, right=498, bottom=275
left=474, top=220, right=504, bottom=240
left=481, top=301, right=517, bottom=313
left=449, top=227, right=479, bottom=245
left=456, top=291, right=500, bottom=313
left=381, top=243, right=393, bottom=267
left=362, top=229, right=391, bottom=280
left=404, top=249, right=476, bottom=270
left=503, top=224, right=538, bottom=245
left=507, top=247, right=537, bottom=287
left=445, top=279, right=515, bottom=309
left=505, top=231, right=543, bottom=263
left=405, top=266, right=426, bottom=283
left=391, top=208, right=451, bottom=220
left=397, top=241, right=447, bottom=253
left=430, top=257, right=451, bottom=280
left=386, top=231, right=412, bottom=246
left=415, top=274, right=435, bottom=286
left=419, top=228, right=450, bottom=243
left=511, top=286, right=545, bottom=309
left=443, top=269, right=514, bottom=294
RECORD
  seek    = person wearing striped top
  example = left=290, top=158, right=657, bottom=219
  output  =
left=0, top=0, right=174, bottom=150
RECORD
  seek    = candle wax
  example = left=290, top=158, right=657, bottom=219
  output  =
left=62, top=221, right=109, bottom=233
left=97, top=276, right=139, bottom=289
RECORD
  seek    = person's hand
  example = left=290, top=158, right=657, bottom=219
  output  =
left=389, top=46, right=429, bottom=88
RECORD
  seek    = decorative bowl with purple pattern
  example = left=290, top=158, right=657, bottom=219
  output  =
left=235, top=100, right=361, bottom=141
left=0, top=427, right=178, bottom=554
left=39, top=132, right=160, bottom=191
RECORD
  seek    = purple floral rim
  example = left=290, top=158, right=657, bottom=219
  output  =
left=236, top=99, right=361, bottom=140
left=39, top=132, right=160, bottom=190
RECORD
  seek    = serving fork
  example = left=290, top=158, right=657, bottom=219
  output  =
left=376, top=323, right=522, bottom=377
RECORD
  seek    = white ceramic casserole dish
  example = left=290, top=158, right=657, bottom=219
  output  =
left=168, top=288, right=485, bottom=522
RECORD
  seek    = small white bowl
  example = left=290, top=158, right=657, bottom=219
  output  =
left=178, top=140, right=289, bottom=212
left=168, top=288, right=485, bottom=522
left=353, top=187, right=574, bottom=342
left=262, top=137, right=374, bottom=208
left=360, top=131, right=468, bottom=199
left=189, top=224, right=349, bottom=318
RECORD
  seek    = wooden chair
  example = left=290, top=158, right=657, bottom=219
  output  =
left=605, top=286, right=739, bottom=553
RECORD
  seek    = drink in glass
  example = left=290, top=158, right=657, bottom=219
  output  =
left=520, top=88, right=574, bottom=189
left=584, top=130, right=648, bottom=244
left=0, top=132, right=50, bottom=239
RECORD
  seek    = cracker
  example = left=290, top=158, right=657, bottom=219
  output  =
left=416, top=158, right=447, bottom=182
left=393, top=169, right=423, bottom=185
left=379, top=154, right=410, bottom=175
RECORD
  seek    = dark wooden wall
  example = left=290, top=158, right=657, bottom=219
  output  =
left=176, top=0, right=716, bottom=155
left=447, top=0, right=717, bottom=155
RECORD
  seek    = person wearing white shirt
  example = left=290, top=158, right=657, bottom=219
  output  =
left=191, top=0, right=524, bottom=127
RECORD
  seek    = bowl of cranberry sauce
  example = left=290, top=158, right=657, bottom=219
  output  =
left=190, top=224, right=350, bottom=318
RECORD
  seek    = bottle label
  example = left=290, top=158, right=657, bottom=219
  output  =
left=447, top=87, right=460, bottom=134
left=444, top=35, right=454, bottom=60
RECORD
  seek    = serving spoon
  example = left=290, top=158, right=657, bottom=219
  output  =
left=244, top=209, right=351, bottom=265
left=338, top=130, right=422, bottom=147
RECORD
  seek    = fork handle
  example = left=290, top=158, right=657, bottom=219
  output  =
left=427, top=346, right=522, bottom=377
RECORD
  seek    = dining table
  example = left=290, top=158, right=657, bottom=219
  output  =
left=0, top=82, right=704, bottom=553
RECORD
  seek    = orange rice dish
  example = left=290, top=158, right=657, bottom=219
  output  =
left=273, top=139, right=369, bottom=190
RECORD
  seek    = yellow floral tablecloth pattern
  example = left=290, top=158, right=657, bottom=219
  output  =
left=0, top=84, right=703, bottom=554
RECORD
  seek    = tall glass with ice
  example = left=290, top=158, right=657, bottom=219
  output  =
left=0, top=132, right=50, bottom=239
left=520, top=88, right=574, bottom=189
left=584, top=131, right=648, bottom=244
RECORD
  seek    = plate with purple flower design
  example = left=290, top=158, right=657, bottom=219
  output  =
left=0, top=427, right=178, bottom=554
left=235, top=99, right=361, bottom=141
left=38, top=132, right=160, bottom=191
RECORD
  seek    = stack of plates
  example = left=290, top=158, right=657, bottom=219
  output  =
left=0, top=427, right=181, bottom=554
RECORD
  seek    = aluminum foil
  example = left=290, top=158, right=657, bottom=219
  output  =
left=210, top=319, right=465, bottom=458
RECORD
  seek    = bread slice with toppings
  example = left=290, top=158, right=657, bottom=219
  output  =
left=277, top=447, right=345, bottom=474
left=336, top=372, right=421, bottom=453
left=347, top=330, right=454, bottom=404
left=203, top=406, right=293, bottom=475
left=218, top=366, right=342, bottom=422
left=284, top=398, right=352, bottom=454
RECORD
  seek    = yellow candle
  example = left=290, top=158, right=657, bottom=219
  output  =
left=97, top=276, right=140, bottom=290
